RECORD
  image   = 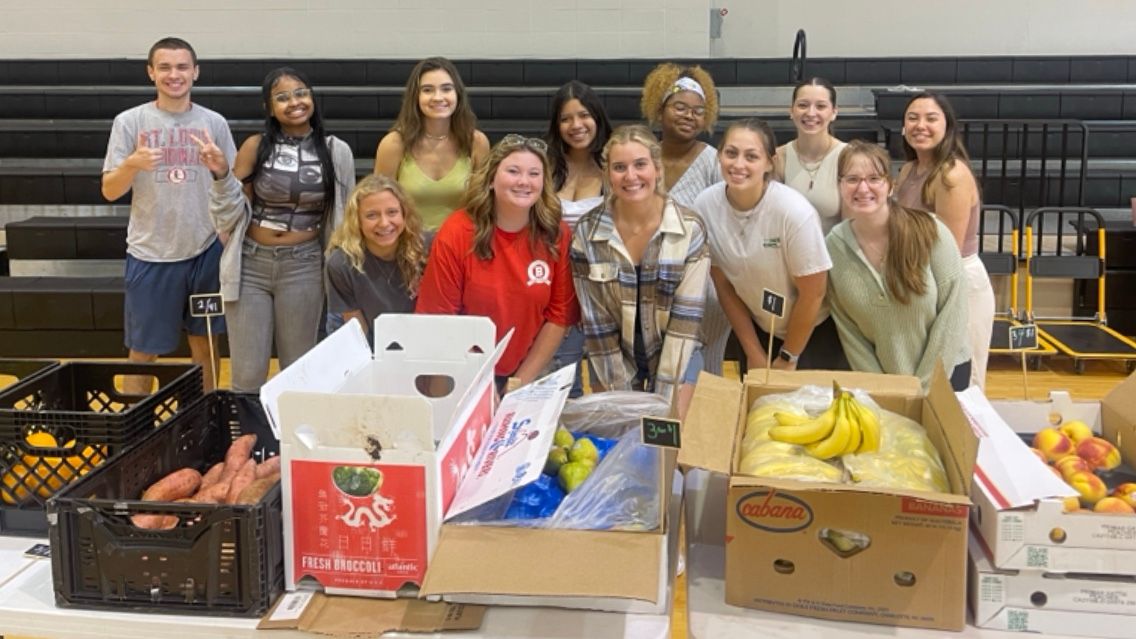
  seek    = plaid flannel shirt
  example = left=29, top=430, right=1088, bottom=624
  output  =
left=570, top=198, right=710, bottom=403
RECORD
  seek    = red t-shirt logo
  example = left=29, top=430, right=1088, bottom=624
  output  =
left=526, top=260, right=551, bottom=286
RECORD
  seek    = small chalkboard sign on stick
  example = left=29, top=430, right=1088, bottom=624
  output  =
left=1008, top=323, right=1038, bottom=399
left=761, top=289, right=786, bottom=384
left=189, top=292, right=225, bottom=390
left=641, top=416, right=681, bottom=449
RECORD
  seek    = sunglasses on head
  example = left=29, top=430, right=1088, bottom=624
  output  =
left=499, top=133, right=548, bottom=153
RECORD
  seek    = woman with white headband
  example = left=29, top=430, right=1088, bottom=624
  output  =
left=640, top=63, right=730, bottom=376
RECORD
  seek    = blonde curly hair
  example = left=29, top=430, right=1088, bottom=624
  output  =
left=639, top=62, right=718, bottom=133
left=328, top=175, right=427, bottom=297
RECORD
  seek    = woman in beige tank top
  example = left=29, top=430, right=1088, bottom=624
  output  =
left=774, top=77, right=847, bottom=235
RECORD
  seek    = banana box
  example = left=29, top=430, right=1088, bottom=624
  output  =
left=680, top=367, right=977, bottom=631
left=263, top=314, right=507, bottom=598
left=970, top=529, right=1136, bottom=637
left=962, top=372, right=1136, bottom=575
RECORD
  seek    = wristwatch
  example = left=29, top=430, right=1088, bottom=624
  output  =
left=778, top=347, right=799, bottom=364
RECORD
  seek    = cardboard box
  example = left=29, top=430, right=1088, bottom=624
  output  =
left=266, top=315, right=677, bottom=613
left=679, top=369, right=977, bottom=631
left=265, top=314, right=507, bottom=597
left=962, top=373, right=1136, bottom=574
left=970, top=531, right=1136, bottom=637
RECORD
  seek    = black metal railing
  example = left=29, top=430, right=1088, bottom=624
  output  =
left=791, top=29, right=807, bottom=83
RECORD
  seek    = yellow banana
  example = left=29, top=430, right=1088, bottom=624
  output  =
left=848, top=397, right=881, bottom=454
left=839, top=395, right=862, bottom=456
left=805, top=400, right=853, bottom=459
left=772, top=411, right=811, bottom=427
left=769, top=402, right=838, bottom=445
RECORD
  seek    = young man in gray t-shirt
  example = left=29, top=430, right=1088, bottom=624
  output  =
left=102, top=37, right=236, bottom=391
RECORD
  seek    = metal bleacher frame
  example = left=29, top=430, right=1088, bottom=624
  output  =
left=1024, top=207, right=1136, bottom=373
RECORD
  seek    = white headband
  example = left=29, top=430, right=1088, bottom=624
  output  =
left=666, top=76, right=705, bottom=104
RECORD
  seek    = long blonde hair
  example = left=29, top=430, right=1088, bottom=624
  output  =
left=838, top=140, right=939, bottom=305
left=329, top=175, right=427, bottom=296
left=461, top=135, right=562, bottom=261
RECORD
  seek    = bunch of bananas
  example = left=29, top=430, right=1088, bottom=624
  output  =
left=767, top=382, right=881, bottom=460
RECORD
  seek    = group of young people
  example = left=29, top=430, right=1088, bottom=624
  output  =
left=105, top=37, right=993, bottom=416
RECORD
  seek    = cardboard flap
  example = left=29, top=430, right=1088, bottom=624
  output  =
left=259, top=591, right=486, bottom=635
left=1103, top=372, right=1136, bottom=462
left=679, top=372, right=742, bottom=474
left=446, top=365, right=575, bottom=520
left=748, top=369, right=923, bottom=399
left=925, top=365, right=978, bottom=497
left=958, top=387, right=1078, bottom=510
left=277, top=391, right=435, bottom=457
left=260, top=319, right=371, bottom=438
left=421, top=525, right=662, bottom=603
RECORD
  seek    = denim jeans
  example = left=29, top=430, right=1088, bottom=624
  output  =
left=226, top=237, right=323, bottom=392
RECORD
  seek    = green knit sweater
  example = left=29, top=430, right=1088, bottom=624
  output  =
left=825, top=218, right=971, bottom=388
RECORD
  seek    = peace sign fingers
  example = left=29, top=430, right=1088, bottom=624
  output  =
left=190, top=130, right=229, bottom=179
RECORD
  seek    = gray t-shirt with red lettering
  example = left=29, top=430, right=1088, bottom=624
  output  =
left=103, top=101, right=236, bottom=262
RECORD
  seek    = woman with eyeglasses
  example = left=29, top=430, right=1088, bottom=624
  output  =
left=693, top=119, right=844, bottom=375
left=774, top=77, right=847, bottom=235
left=571, top=125, right=709, bottom=418
left=826, top=140, right=971, bottom=391
left=640, top=62, right=729, bottom=378
left=416, top=135, right=578, bottom=390
left=375, top=57, right=490, bottom=230
left=895, top=91, right=993, bottom=390
left=545, top=81, right=612, bottom=397
left=199, top=67, right=355, bottom=391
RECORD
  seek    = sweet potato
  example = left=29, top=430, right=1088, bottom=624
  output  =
left=130, top=512, right=178, bottom=530
left=141, top=468, right=202, bottom=502
left=225, top=458, right=257, bottom=504
left=255, top=455, right=281, bottom=479
left=199, top=462, right=225, bottom=489
left=190, top=482, right=230, bottom=504
left=218, top=434, right=257, bottom=485
left=235, top=473, right=280, bottom=505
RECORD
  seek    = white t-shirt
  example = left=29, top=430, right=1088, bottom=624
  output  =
left=693, top=181, right=832, bottom=337
left=559, top=195, right=604, bottom=231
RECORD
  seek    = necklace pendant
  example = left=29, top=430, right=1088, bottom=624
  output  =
left=808, top=179, right=814, bottom=190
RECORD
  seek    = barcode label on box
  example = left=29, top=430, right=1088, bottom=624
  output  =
left=269, top=590, right=314, bottom=621
left=1026, top=546, right=1049, bottom=568
left=1000, top=514, right=1024, bottom=542
left=1007, top=610, right=1029, bottom=631
left=979, top=575, right=1005, bottom=603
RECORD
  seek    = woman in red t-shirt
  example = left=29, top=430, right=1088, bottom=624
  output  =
left=416, top=135, right=579, bottom=388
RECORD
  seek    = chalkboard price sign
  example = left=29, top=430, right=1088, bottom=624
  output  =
left=190, top=293, right=224, bottom=318
left=1008, top=324, right=1038, bottom=351
left=641, top=416, right=681, bottom=449
left=761, top=288, right=786, bottom=318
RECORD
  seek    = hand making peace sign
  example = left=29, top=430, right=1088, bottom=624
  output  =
left=189, top=129, right=230, bottom=180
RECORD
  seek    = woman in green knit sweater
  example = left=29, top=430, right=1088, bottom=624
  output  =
left=825, top=140, right=971, bottom=390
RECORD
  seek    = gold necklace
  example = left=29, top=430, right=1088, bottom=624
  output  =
left=794, top=138, right=834, bottom=190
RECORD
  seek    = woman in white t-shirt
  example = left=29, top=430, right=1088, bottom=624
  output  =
left=774, top=77, right=847, bottom=235
left=694, top=119, right=847, bottom=372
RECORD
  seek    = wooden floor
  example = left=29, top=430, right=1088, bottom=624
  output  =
left=197, top=353, right=1133, bottom=639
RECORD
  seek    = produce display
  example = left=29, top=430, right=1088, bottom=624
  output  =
left=740, top=383, right=949, bottom=493
left=131, top=433, right=281, bottom=529
left=1030, top=422, right=1136, bottom=515
left=1, top=430, right=107, bottom=504
left=504, top=427, right=615, bottom=521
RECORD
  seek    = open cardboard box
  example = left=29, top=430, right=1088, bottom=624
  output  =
left=265, top=315, right=678, bottom=613
left=264, top=314, right=506, bottom=598
left=970, top=530, right=1136, bottom=637
left=679, top=368, right=977, bottom=631
left=961, top=373, right=1136, bottom=574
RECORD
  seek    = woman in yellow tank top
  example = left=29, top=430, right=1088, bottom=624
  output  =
left=375, top=57, right=490, bottom=229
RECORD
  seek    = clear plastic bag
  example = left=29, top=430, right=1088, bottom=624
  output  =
left=558, top=391, right=671, bottom=439
left=452, top=393, right=664, bottom=531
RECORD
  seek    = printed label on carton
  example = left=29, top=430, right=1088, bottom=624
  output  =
left=735, top=489, right=813, bottom=532
left=1093, top=523, right=1136, bottom=542
left=290, top=460, right=427, bottom=592
left=978, top=575, right=1005, bottom=603
left=900, top=498, right=968, bottom=518
left=438, top=382, right=494, bottom=514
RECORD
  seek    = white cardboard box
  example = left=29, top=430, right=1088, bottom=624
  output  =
left=970, top=530, right=1136, bottom=637
left=959, top=374, right=1136, bottom=574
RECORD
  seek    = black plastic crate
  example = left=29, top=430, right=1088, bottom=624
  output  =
left=0, top=358, right=59, bottom=391
left=49, top=391, right=283, bottom=617
left=0, top=362, right=200, bottom=535
left=0, top=361, right=202, bottom=447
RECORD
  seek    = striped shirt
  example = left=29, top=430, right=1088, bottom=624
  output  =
left=570, top=198, right=710, bottom=403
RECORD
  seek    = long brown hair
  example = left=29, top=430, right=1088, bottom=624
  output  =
left=393, top=57, right=477, bottom=156
left=839, top=140, right=939, bottom=305
left=901, top=91, right=972, bottom=208
left=461, top=135, right=562, bottom=261
left=329, top=175, right=427, bottom=296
